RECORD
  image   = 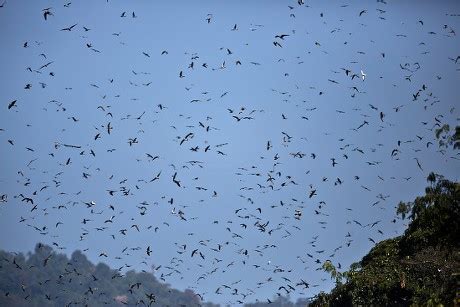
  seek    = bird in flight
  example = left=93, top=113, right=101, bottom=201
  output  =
left=60, top=23, right=78, bottom=31
left=172, top=172, right=181, bottom=187
left=43, top=8, right=53, bottom=20
left=7, top=100, right=17, bottom=109
left=275, top=34, right=290, bottom=40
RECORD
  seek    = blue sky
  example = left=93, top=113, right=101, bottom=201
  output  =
left=0, top=0, right=459, bottom=305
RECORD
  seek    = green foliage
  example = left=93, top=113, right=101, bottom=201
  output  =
left=321, top=260, right=343, bottom=284
left=310, top=174, right=460, bottom=307
left=435, top=124, right=460, bottom=150
left=0, top=244, right=219, bottom=307
left=398, top=173, right=460, bottom=254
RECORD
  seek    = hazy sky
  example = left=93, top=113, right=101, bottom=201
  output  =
left=0, top=0, right=459, bottom=305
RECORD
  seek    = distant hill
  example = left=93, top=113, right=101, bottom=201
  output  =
left=0, top=242, right=313, bottom=307
left=243, top=296, right=311, bottom=306
left=0, top=244, right=219, bottom=307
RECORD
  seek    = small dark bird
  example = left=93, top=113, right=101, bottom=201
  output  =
left=331, top=158, right=338, bottom=167
left=8, top=100, right=17, bottom=109
left=60, top=23, right=78, bottom=31
left=43, top=254, right=52, bottom=266
left=275, top=34, right=289, bottom=40
left=172, top=172, right=181, bottom=187
left=43, top=8, right=53, bottom=20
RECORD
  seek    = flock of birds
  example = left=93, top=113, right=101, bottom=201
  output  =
left=1, top=0, right=459, bottom=306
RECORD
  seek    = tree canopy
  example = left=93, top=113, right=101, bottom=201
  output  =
left=310, top=173, right=460, bottom=306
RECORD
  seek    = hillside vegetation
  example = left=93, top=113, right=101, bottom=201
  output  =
left=310, top=173, right=460, bottom=306
left=0, top=244, right=218, bottom=307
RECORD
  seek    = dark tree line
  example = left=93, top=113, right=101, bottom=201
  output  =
left=0, top=244, right=219, bottom=307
